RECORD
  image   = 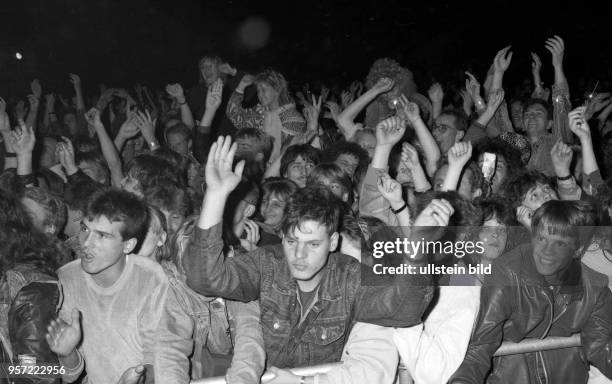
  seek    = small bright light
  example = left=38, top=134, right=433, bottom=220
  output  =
left=15, top=52, right=22, bottom=60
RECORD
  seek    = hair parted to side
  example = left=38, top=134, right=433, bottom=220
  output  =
left=531, top=200, right=598, bottom=251
left=254, top=69, right=293, bottom=106
left=85, top=188, right=149, bottom=246
left=280, top=144, right=322, bottom=176
left=281, top=185, right=342, bottom=236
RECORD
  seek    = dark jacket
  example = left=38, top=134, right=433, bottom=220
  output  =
left=184, top=223, right=433, bottom=368
left=450, top=243, right=612, bottom=384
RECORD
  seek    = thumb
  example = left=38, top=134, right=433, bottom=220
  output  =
left=71, top=308, right=81, bottom=326
left=133, top=365, right=145, bottom=375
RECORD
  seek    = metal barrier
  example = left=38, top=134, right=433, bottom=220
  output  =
left=191, top=334, right=582, bottom=384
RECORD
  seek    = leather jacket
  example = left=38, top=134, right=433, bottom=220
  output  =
left=450, top=243, right=612, bottom=384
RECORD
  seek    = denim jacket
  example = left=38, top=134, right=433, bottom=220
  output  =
left=184, top=223, right=433, bottom=368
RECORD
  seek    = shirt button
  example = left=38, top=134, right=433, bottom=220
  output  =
left=273, top=322, right=280, bottom=330
left=321, top=334, right=327, bottom=340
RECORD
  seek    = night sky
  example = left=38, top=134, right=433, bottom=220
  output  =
left=1, top=0, right=611, bottom=98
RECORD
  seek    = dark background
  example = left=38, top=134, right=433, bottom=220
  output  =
left=1, top=0, right=611, bottom=98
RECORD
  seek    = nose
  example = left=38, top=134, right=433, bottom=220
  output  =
left=294, top=243, right=308, bottom=260
left=82, top=231, right=95, bottom=248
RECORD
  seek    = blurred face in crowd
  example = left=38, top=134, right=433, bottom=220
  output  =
left=477, top=153, right=508, bottom=194
left=21, top=197, right=52, bottom=234
left=261, top=192, right=287, bottom=229
left=335, top=153, right=359, bottom=179
left=120, top=173, right=143, bottom=197
left=167, top=132, right=191, bottom=157
left=478, top=216, right=508, bottom=261
left=532, top=227, right=578, bottom=278
left=79, top=216, right=136, bottom=287
left=523, top=104, right=551, bottom=137
left=522, top=183, right=558, bottom=211
left=315, top=176, right=349, bottom=202
left=510, top=100, right=524, bottom=131
left=283, top=220, right=338, bottom=291
left=40, top=137, right=58, bottom=169
left=63, top=113, right=78, bottom=136
left=433, top=164, right=479, bottom=201
left=257, top=81, right=280, bottom=108
left=200, top=59, right=220, bottom=86
left=433, top=114, right=463, bottom=154
left=284, top=155, right=315, bottom=188
left=160, top=209, right=186, bottom=238
left=79, top=160, right=109, bottom=185
left=355, top=131, right=376, bottom=159
left=138, top=213, right=167, bottom=261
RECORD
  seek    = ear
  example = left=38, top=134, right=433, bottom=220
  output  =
left=255, top=152, right=264, bottom=163
left=329, top=232, right=339, bottom=252
left=45, top=224, right=56, bottom=236
left=547, top=120, right=553, bottom=131
left=244, top=204, right=256, bottom=218
left=123, top=238, right=138, bottom=255
left=157, top=231, right=168, bottom=248
left=455, top=130, right=465, bottom=142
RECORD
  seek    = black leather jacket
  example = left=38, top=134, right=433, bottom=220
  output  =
left=450, top=244, right=612, bottom=384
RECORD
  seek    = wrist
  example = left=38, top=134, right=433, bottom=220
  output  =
left=389, top=200, right=406, bottom=211
left=554, top=169, right=571, bottom=179
left=65, top=164, right=79, bottom=176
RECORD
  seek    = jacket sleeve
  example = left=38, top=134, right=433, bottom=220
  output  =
left=315, top=322, right=398, bottom=384
left=581, top=283, right=612, bottom=378
left=183, top=223, right=263, bottom=302
left=358, top=165, right=399, bottom=226
left=226, top=91, right=263, bottom=130
left=552, top=82, right=573, bottom=144
left=225, top=300, right=266, bottom=384
left=449, top=263, right=514, bottom=384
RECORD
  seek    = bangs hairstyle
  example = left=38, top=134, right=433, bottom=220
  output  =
left=281, top=185, right=341, bottom=236
left=307, top=163, right=353, bottom=196
left=475, top=196, right=515, bottom=225
left=254, top=69, right=292, bottom=106
left=501, top=170, right=553, bottom=210
left=523, top=98, right=553, bottom=121
left=439, top=108, right=469, bottom=132
left=531, top=200, right=597, bottom=250
left=85, top=189, right=149, bottom=246
left=261, top=177, right=299, bottom=202
left=280, top=144, right=322, bottom=176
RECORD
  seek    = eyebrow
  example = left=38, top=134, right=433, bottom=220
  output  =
left=81, top=222, right=115, bottom=238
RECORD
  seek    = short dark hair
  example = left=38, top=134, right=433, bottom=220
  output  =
left=439, top=108, right=468, bottom=132
left=85, top=189, right=149, bottom=246
left=261, top=177, right=299, bottom=202
left=280, top=144, right=322, bottom=176
left=532, top=200, right=597, bottom=250
left=125, top=154, right=179, bottom=193
left=324, top=140, right=370, bottom=177
left=523, top=98, right=553, bottom=121
left=281, top=185, right=341, bottom=236
left=75, top=151, right=110, bottom=184
left=145, top=184, right=193, bottom=217
left=474, top=195, right=515, bottom=225
left=164, top=122, right=191, bottom=142
left=65, top=180, right=106, bottom=213
left=307, top=163, right=354, bottom=200
left=501, top=170, right=553, bottom=210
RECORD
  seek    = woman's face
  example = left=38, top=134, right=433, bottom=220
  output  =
left=261, top=192, right=287, bottom=228
left=478, top=216, right=508, bottom=261
left=257, top=82, right=280, bottom=107
left=200, top=59, right=220, bottom=86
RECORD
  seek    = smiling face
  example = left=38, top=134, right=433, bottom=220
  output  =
left=478, top=217, right=508, bottom=261
left=257, top=81, right=280, bottom=108
left=282, top=220, right=338, bottom=292
left=523, top=103, right=550, bottom=137
left=532, top=230, right=577, bottom=277
left=261, top=192, right=287, bottom=229
left=522, top=183, right=558, bottom=211
left=78, top=216, right=135, bottom=287
left=284, top=155, right=315, bottom=188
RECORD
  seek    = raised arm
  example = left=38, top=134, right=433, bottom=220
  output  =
left=194, top=79, right=223, bottom=163
left=546, top=35, right=573, bottom=143
left=226, top=75, right=262, bottom=129
left=9, top=121, right=36, bottom=187
left=441, top=142, right=472, bottom=192
left=337, top=78, right=394, bottom=139
left=166, top=83, right=195, bottom=127
left=69, top=74, right=85, bottom=111
left=26, top=79, right=42, bottom=131
left=398, top=96, right=441, bottom=176
left=569, top=107, right=603, bottom=195
left=0, top=98, right=16, bottom=170
left=86, top=107, right=124, bottom=186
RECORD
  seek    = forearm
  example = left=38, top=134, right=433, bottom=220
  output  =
left=339, top=89, right=380, bottom=124
left=94, top=124, right=124, bottom=186
left=16, top=154, right=33, bottom=177
left=372, top=145, right=393, bottom=169
left=179, top=100, right=195, bottom=127
left=200, top=108, right=218, bottom=128
left=59, top=349, right=84, bottom=383
left=412, top=118, right=441, bottom=175
left=198, top=191, right=227, bottom=229
left=580, top=138, right=599, bottom=175
left=26, top=105, right=39, bottom=131
left=552, top=82, right=572, bottom=143
left=432, top=100, right=443, bottom=120
left=441, top=164, right=463, bottom=192
left=410, top=165, right=431, bottom=193
left=74, top=86, right=85, bottom=111
left=491, top=71, right=504, bottom=92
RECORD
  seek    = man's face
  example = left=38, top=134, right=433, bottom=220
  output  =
left=522, top=183, right=558, bottom=211
left=21, top=197, right=51, bottom=234
left=40, top=137, right=58, bottom=169
left=315, top=176, right=349, bottom=202
left=433, top=164, right=476, bottom=201
left=261, top=193, right=287, bottom=228
left=433, top=114, right=460, bottom=154
left=283, top=220, right=338, bottom=290
left=79, top=161, right=108, bottom=185
left=167, top=132, right=191, bottom=157
left=478, top=217, right=508, bottom=261
left=257, top=82, right=280, bottom=107
left=355, top=132, right=376, bottom=159
left=511, top=101, right=524, bottom=131
left=63, top=113, right=77, bottom=135
left=335, top=153, right=359, bottom=178
left=161, top=208, right=186, bottom=238
left=523, top=104, right=550, bottom=137
left=200, top=59, right=220, bottom=86
left=477, top=153, right=508, bottom=194
left=79, top=216, right=132, bottom=282
left=284, top=155, right=315, bottom=188
left=532, top=230, right=577, bottom=277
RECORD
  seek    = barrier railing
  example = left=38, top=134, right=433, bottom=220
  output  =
left=191, top=334, right=582, bottom=384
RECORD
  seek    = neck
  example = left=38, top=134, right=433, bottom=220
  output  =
left=527, top=128, right=547, bottom=143
left=92, top=255, right=127, bottom=288
left=297, top=275, right=322, bottom=293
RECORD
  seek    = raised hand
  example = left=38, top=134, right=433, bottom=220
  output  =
left=9, top=121, right=36, bottom=155
left=205, top=136, right=245, bottom=196
left=428, top=83, right=444, bottom=105
left=206, top=79, right=223, bottom=111
left=401, top=142, right=421, bottom=170
left=516, top=206, right=533, bottom=229
left=0, top=98, right=9, bottom=134
left=413, top=199, right=454, bottom=227
left=545, top=35, right=564, bottom=68
left=486, top=88, right=505, bottom=113
left=568, top=106, right=591, bottom=142
left=303, top=94, right=322, bottom=131
left=375, top=116, right=407, bottom=146
left=550, top=139, right=573, bottom=177
left=27, top=94, right=39, bottom=110
left=165, top=83, right=185, bottom=101
left=218, top=62, right=237, bottom=76
left=460, top=89, right=473, bottom=115
left=31, top=79, right=42, bottom=99
left=45, top=308, right=82, bottom=357
left=237, top=74, right=255, bottom=93
left=447, top=141, right=472, bottom=169
left=531, top=52, right=542, bottom=77
left=56, top=136, right=78, bottom=175
left=324, top=101, right=341, bottom=122
left=398, top=96, right=420, bottom=124
left=85, top=107, right=103, bottom=128
left=493, top=46, right=513, bottom=73
left=68, top=73, right=81, bottom=87
left=349, top=80, right=364, bottom=97
left=376, top=171, right=404, bottom=207
left=465, top=71, right=482, bottom=101
left=585, top=93, right=611, bottom=120
left=371, top=77, right=395, bottom=95
left=117, top=365, right=145, bottom=384
left=340, top=90, right=354, bottom=109
left=118, top=112, right=141, bottom=140
left=134, top=110, right=157, bottom=142
left=240, top=219, right=260, bottom=252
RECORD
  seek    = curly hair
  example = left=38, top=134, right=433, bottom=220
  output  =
left=501, top=170, right=553, bottom=211
left=23, top=187, right=68, bottom=236
left=365, top=58, right=415, bottom=93
left=281, top=185, right=342, bottom=236
left=475, top=138, right=523, bottom=182
left=0, top=190, right=61, bottom=277
left=323, top=140, right=370, bottom=182
left=255, top=69, right=293, bottom=106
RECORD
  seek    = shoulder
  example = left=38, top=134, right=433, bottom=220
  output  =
left=57, top=259, right=84, bottom=281
left=130, top=255, right=170, bottom=283
left=580, top=262, right=610, bottom=289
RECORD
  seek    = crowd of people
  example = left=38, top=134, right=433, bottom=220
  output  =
left=1, top=33, right=611, bottom=384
